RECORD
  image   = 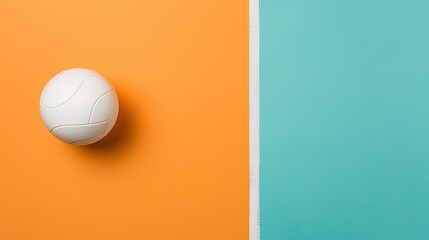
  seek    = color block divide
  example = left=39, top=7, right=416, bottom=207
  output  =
left=3, top=0, right=428, bottom=240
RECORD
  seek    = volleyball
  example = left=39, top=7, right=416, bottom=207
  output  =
left=40, top=68, right=119, bottom=146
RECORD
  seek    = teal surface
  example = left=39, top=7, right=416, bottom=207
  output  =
left=261, top=1, right=429, bottom=239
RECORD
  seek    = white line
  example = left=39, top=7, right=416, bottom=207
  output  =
left=249, top=0, right=260, bottom=238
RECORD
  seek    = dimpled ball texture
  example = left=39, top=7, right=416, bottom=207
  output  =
left=40, top=68, right=119, bottom=146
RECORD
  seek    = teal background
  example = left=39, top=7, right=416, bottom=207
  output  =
left=261, top=1, right=429, bottom=239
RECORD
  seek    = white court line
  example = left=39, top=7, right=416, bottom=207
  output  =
left=249, top=0, right=260, bottom=239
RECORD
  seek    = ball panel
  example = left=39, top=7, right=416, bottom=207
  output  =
left=40, top=78, right=111, bottom=131
left=85, top=76, right=113, bottom=90
left=40, top=72, right=84, bottom=108
left=105, top=119, right=117, bottom=136
left=51, top=121, right=108, bottom=143
left=89, top=91, right=119, bottom=124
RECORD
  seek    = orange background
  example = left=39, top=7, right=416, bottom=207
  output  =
left=0, top=0, right=248, bottom=239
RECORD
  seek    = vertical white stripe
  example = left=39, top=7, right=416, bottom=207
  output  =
left=249, top=0, right=260, bottom=239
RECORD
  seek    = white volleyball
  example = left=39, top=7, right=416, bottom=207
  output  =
left=40, top=68, right=119, bottom=146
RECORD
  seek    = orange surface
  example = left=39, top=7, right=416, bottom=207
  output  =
left=0, top=0, right=248, bottom=239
